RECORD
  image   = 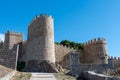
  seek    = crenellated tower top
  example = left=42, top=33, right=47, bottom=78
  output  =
left=4, top=30, right=23, bottom=50
left=5, top=30, right=23, bottom=36
left=83, top=37, right=106, bottom=46
left=29, top=14, right=53, bottom=27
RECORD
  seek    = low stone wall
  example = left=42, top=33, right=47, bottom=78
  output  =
left=71, top=64, right=107, bottom=76
left=83, top=71, right=120, bottom=80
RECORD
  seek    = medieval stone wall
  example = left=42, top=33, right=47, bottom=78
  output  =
left=0, top=45, right=18, bottom=69
left=70, top=53, right=115, bottom=77
left=4, top=31, right=23, bottom=50
left=55, top=44, right=77, bottom=69
left=80, top=38, right=108, bottom=64
left=0, top=42, right=3, bottom=49
left=25, top=14, right=55, bottom=66
left=108, top=56, right=120, bottom=68
left=18, top=41, right=27, bottom=61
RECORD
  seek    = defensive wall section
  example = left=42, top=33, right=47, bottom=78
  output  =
left=18, top=43, right=77, bottom=70
left=0, top=45, right=19, bottom=69
left=108, top=56, right=120, bottom=68
left=55, top=44, right=77, bottom=69
left=4, top=31, right=23, bottom=50
left=24, top=14, right=56, bottom=71
left=0, top=14, right=120, bottom=74
left=17, top=41, right=27, bottom=62
left=0, top=41, right=3, bottom=49
left=70, top=53, right=115, bottom=76
left=80, top=38, right=108, bottom=64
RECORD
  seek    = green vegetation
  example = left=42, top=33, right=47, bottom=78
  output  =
left=56, top=40, right=83, bottom=51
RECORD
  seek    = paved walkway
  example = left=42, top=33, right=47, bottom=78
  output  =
left=30, top=73, right=56, bottom=80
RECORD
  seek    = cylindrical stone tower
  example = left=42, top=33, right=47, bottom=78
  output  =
left=25, top=14, right=55, bottom=65
left=95, top=38, right=108, bottom=64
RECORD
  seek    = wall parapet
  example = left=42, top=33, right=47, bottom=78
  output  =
left=83, top=38, right=106, bottom=46
left=5, top=31, right=23, bottom=36
left=29, top=14, right=53, bottom=27
left=108, top=56, right=120, bottom=60
left=55, top=44, right=76, bottom=51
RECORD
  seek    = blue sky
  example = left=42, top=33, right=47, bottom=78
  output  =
left=0, top=0, right=120, bottom=57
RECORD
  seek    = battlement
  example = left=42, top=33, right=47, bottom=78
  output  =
left=29, top=14, right=53, bottom=27
left=5, top=30, right=23, bottom=36
left=55, top=44, right=76, bottom=51
left=108, top=56, right=120, bottom=60
left=83, top=38, right=106, bottom=46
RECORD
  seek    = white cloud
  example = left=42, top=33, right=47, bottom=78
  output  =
left=0, top=33, right=4, bottom=42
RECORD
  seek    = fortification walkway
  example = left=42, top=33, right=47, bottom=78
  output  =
left=30, top=73, right=56, bottom=80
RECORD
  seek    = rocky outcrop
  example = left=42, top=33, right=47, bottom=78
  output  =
left=24, top=60, right=59, bottom=73
left=39, top=60, right=58, bottom=73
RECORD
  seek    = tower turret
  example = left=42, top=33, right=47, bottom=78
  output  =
left=25, top=14, right=55, bottom=65
left=4, top=31, right=23, bottom=50
left=95, top=38, right=108, bottom=64
left=81, top=38, right=108, bottom=64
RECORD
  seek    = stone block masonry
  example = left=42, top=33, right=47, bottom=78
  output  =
left=55, top=44, right=76, bottom=69
left=0, top=41, right=3, bottom=49
left=4, top=31, right=23, bottom=50
left=80, top=38, right=108, bottom=64
left=0, top=45, right=19, bottom=69
left=25, top=14, right=55, bottom=71
left=1, top=14, right=120, bottom=74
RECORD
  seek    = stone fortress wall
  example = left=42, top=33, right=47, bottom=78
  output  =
left=0, top=14, right=120, bottom=73
left=0, top=45, right=19, bottom=69
left=80, top=38, right=108, bottom=64
left=108, top=56, right=120, bottom=68
left=0, top=41, right=3, bottom=49
left=0, top=31, right=23, bottom=69
left=24, top=14, right=55, bottom=71
left=4, top=31, right=23, bottom=50
left=55, top=44, right=76, bottom=69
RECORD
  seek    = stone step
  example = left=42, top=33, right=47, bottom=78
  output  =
left=30, top=73, right=56, bottom=80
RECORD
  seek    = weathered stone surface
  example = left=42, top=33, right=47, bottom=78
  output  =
left=0, top=42, right=3, bottom=49
left=24, top=60, right=40, bottom=72
left=55, top=44, right=76, bottom=69
left=81, top=38, right=108, bottom=64
left=39, top=60, right=58, bottom=73
left=25, top=15, right=55, bottom=64
left=0, top=45, right=18, bottom=69
left=24, top=60, right=58, bottom=73
left=4, top=31, right=23, bottom=50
